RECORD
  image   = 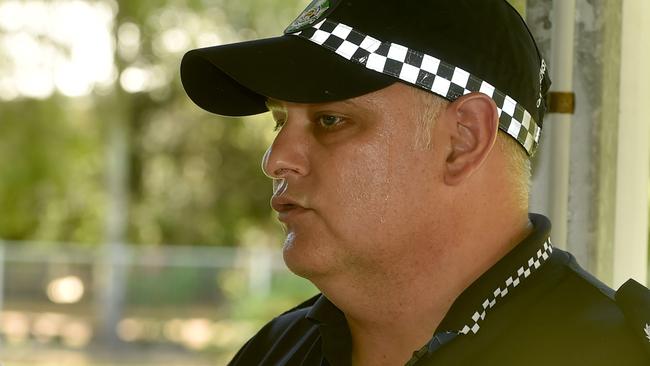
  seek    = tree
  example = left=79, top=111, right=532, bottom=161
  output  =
left=0, top=0, right=308, bottom=247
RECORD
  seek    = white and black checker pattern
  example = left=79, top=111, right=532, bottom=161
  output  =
left=292, top=19, right=542, bottom=156
left=457, top=239, right=554, bottom=335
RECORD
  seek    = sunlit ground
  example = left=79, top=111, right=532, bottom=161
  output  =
left=1, top=309, right=255, bottom=351
left=0, top=243, right=316, bottom=365
left=0, top=273, right=256, bottom=365
left=2, top=345, right=216, bottom=366
left=0, top=311, right=248, bottom=365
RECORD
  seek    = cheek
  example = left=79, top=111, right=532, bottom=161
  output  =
left=342, top=145, right=438, bottom=242
left=345, top=148, right=391, bottom=212
left=318, top=137, right=410, bottom=241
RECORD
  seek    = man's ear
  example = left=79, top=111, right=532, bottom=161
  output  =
left=443, top=92, right=499, bottom=185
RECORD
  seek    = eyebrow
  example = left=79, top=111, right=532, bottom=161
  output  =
left=265, top=98, right=285, bottom=112
left=265, top=98, right=371, bottom=112
left=265, top=100, right=287, bottom=125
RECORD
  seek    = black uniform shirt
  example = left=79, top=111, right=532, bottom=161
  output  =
left=229, top=214, right=650, bottom=365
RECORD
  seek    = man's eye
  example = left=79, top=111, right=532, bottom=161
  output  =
left=317, top=115, right=344, bottom=129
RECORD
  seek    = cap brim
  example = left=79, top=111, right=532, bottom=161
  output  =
left=180, top=35, right=396, bottom=117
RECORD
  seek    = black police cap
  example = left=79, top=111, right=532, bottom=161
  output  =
left=181, top=0, right=551, bottom=156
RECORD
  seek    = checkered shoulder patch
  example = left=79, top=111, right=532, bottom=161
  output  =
left=290, top=19, right=542, bottom=156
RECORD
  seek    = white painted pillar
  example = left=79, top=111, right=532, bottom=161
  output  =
left=546, top=0, right=576, bottom=250
left=0, top=243, right=4, bottom=319
left=248, top=247, right=272, bottom=297
left=612, top=0, right=650, bottom=288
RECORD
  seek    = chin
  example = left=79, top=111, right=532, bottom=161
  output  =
left=281, top=232, right=333, bottom=280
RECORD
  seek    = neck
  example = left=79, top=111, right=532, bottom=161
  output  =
left=345, top=295, right=454, bottom=366
left=315, top=212, right=532, bottom=366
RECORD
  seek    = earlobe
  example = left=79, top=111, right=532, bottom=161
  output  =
left=443, top=93, right=499, bottom=186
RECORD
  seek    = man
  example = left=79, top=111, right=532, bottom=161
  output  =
left=180, top=0, right=650, bottom=365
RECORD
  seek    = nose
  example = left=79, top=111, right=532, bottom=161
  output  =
left=261, top=122, right=310, bottom=179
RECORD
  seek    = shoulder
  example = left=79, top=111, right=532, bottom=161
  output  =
left=550, top=249, right=617, bottom=310
left=615, top=278, right=650, bottom=357
left=530, top=249, right=650, bottom=362
left=228, top=294, right=322, bottom=365
left=532, top=249, right=619, bottom=323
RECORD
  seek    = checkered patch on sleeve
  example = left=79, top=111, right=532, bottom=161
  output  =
left=290, top=19, right=542, bottom=156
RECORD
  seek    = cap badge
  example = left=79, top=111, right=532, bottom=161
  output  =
left=645, top=323, right=650, bottom=342
left=285, top=0, right=331, bottom=34
left=536, top=59, right=547, bottom=108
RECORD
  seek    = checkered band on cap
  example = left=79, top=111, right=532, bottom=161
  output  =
left=458, top=239, right=553, bottom=335
left=290, top=19, right=543, bottom=156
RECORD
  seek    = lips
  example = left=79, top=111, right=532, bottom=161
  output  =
left=271, top=196, right=309, bottom=222
left=271, top=196, right=302, bottom=212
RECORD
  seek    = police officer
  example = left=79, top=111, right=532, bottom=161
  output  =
left=180, top=0, right=650, bottom=364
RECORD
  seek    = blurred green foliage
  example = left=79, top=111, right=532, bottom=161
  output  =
left=221, top=270, right=317, bottom=326
left=126, top=266, right=210, bottom=306
left=1, top=96, right=105, bottom=241
left=0, top=0, right=307, bottom=246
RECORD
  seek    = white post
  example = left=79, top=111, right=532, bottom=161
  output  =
left=546, top=0, right=576, bottom=250
left=612, top=0, right=650, bottom=288
left=247, top=247, right=272, bottom=297
left=0, top=242, right=4, bottom=317
left=96, top=97, right=130, bottom=346
left=0, top=242, right=3, bottom=349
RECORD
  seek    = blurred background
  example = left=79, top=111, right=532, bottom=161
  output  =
left=0, top=0, right=648, bottom=365
left=0, top=0, right=318, bottom=364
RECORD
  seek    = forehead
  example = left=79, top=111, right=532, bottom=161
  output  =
left=265, top=96, right=376, bottom=113
left=265, top=83, right=421, bottom=112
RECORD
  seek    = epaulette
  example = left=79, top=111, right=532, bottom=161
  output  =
left=615, top=279, right=650, bottom=357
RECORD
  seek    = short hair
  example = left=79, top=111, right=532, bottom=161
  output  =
left=413, top=88, right=447, bottom=150
left=495, top=130, right=531, bottom=209
left=413, top=88, right=531, bottom=208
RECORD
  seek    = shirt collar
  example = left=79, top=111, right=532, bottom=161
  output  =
left=306, top=294, right=353, bottom=365
left=304, top=213, right=554, bottom=355
left=435, top=213, right=553, bottom=335
left=307, top=294, right=344, bottom=325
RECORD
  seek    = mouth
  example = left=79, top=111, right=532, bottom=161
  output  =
left=271, top=196, right=309, bottom=222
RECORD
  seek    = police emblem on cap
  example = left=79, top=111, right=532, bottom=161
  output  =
left=285, top=0, right=336, bottom=34
left=536, top=59, right=547, bottom=108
